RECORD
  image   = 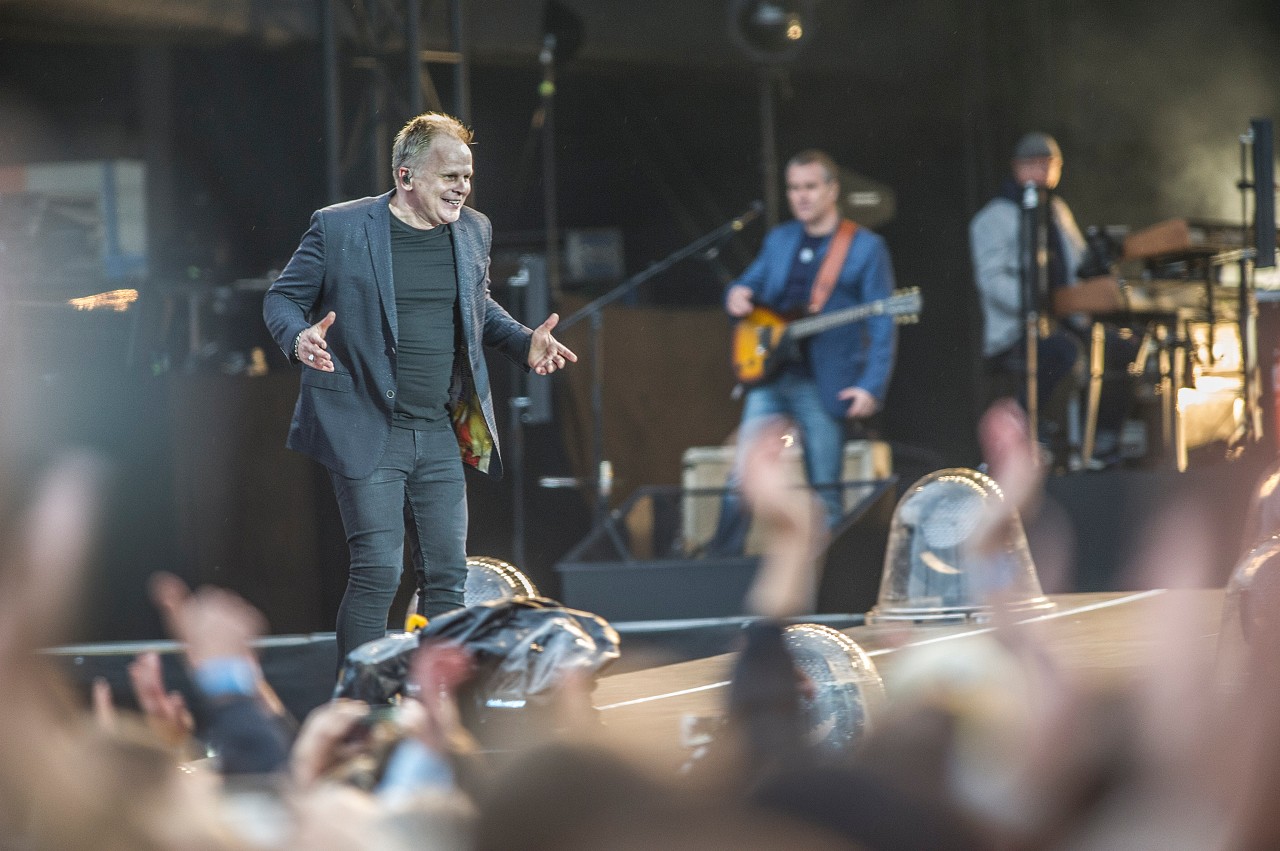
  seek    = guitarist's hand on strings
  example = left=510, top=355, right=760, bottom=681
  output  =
left=725, top=285, right=755, bottom=318
left=838, top=387, right=878, bottom=419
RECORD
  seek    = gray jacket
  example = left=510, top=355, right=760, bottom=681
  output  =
left=263, top=193, right=530, bottom=479
left=969, top=194, right=1085, bottom=356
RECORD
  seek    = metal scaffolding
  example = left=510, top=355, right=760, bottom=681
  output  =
left=319, top=0, right=471, bottom=203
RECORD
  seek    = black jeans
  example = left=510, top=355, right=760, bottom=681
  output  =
left=329, top=419, right=467, bottom=661
left=987, top=330, right=1083, bottom=423
left=988, top=325, right=1137, bottom=447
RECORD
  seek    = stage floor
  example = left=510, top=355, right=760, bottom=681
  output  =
left=593, top=590, right=1225, bottom=764
left=46, top=589, right=1227, bottom=746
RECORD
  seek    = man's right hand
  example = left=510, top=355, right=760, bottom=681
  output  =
left=726, top=284, right=755, bottom=318
left=298, top=311, right=336, bottom=371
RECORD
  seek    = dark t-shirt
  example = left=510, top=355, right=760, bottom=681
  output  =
left=777, top=232, right=829, bottom=315
left=390, top=214, right=459, bottom=426
left=772, top=232, right=829, bottom=377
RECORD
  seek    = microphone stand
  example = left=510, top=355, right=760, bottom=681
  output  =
left=1234, top=121, right=1266, bottom=446
left=506, top=263, right=532, bottom=569
left=1019, top=182, right=1046, bottom=446
left=557, top=202, right=763, bottom=558
left=540, top=33, right=562, bottom=299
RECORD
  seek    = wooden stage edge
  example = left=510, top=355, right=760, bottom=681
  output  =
left=593, top=589, right=1226, bottom=758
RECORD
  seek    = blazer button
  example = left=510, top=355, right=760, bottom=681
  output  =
left=386, top=390, right=395, bottom=399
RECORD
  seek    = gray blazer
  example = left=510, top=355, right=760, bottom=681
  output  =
left=263, top=192, right=530, bottom=479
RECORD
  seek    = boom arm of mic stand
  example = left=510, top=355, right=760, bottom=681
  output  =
left=557, top=201, right=764, bottom=332
left=552, top=202, right=762, bottom=555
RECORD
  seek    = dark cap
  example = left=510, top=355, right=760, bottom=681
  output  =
left=1012, top=131, right=1061, bottom=160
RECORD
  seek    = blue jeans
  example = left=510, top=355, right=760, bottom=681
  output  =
left=705, top=371, right=846, bottom=557
left=328, top=420, right=467, bottom=660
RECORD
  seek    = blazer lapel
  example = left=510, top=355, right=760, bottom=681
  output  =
left=451, top=211, right=478, bottom=324
left=764, top=225, right=804, bottom=303
left=366, top=192, right=398, bottom=340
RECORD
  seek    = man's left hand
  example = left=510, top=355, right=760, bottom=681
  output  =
left=838, top=387, right=878, bottom=419
left=528, top=313, right=579, bottom=376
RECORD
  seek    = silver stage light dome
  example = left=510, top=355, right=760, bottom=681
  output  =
left=866, top=468, right=1053, bottom=624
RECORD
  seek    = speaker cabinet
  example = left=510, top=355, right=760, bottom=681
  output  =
left=680, top=440, right=892, bottom=555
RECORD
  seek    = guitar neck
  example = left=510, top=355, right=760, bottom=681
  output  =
left=787, top=302, right=882, bottom=340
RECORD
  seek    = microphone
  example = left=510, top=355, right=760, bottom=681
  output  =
left=700, top=202, right=765, bottom=260
left=732, top=200, right=765, bottom=231
left=1021, top=180, right=1039, bottom=210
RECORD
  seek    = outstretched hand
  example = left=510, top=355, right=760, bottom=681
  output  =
left=528, top=313, right=578, bottom=376
left=299, top=311, right=336, bottom=372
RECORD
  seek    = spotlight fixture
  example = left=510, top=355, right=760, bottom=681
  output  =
left=728, top=0, right=816, bottom=64
left=465, top=556, right=540, bottom=605
left=783, top=624, right=885, bottom=753
left=867, top=468, right=1054, bottom=624
left=405, top=556, right=540, bottom=631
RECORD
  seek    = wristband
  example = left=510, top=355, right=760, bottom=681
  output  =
left=194, top=656, right=258, bottom=698
left=377, top=739, right=456, bottom=803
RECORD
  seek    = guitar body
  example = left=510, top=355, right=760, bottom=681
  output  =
left=733, top=306, right=792, bottom=386
left=730, top=288, right=922, bottom=389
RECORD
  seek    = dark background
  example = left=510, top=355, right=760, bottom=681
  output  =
left=2, top=0, right=1278, bottom=641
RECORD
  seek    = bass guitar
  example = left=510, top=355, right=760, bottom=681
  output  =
left=732, top=287, right=921, bottom=387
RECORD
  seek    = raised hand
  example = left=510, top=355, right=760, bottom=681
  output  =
left=403, top=640, right=473, bottom=753
left=528, top=313, right=578, bottom=376
left=127, top=651, right=196, bottom=749
left=740, top=422, right=828, bottom=619
left=969, top=398, right=1045, bottom=558
left=148, top=572, right=266, bottom=668
left=290, top=698, right=372, bottom=789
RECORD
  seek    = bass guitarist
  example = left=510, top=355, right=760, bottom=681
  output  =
left=705, top=149, right=898, bottom=557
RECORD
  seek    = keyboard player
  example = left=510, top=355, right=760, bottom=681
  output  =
left=970, top=132, right=1136, bottom=465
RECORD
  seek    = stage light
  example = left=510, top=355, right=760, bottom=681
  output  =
left=464, top=556, right=539, bottom=606
left=728, top=0, right=816, bottom=64
left=405, top=556, right=539, bottom=631
left=783, top=623, right=885, bottom=753
left=1223, top=536, right=1280, bottom=641
left=67, top=288, right=138, bottom=312
left=866, top=468, right=1054, bottom=624
left=1217, top=535, right=1280, bottom=697
left=541, top=0, right=583, bottom=65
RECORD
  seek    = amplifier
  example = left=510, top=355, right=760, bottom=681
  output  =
left=680, top=440, right=892, bottom=555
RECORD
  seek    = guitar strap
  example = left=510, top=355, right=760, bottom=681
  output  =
left=808, top=218, right=858, bottom=314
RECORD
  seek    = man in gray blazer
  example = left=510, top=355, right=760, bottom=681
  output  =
left=264, top=112, right=575, bottom=661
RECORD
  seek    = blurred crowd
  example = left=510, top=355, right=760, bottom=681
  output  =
left=4, top=400, right=1280, bottom=850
